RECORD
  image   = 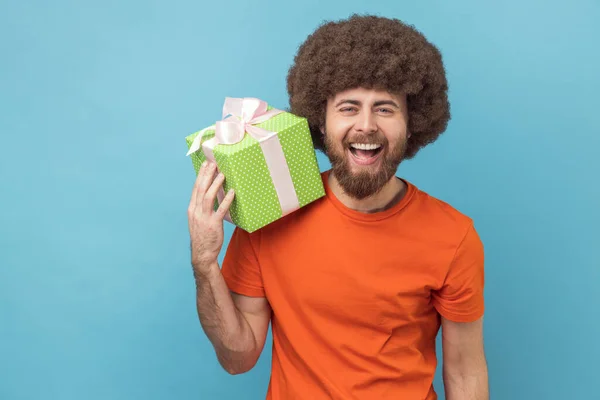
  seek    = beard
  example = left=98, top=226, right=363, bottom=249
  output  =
left=324, top=132, right=407, bottom=200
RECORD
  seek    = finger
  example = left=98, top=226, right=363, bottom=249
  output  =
left=215, top=189, right=235, bottom=220
left=203, top=172, right=226, bottom=214
left=189, top=161, right=207, bottom=210
left=195, top=161, right=217, bottom=209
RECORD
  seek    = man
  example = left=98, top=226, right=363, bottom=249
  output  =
left=187, top=14, right=489, bottom=400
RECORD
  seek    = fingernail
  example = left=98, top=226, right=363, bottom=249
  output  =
left=201, top=161, right=207, bottom=167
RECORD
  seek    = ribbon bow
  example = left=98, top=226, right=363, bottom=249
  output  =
left=186, top=97, right=283, bottom=156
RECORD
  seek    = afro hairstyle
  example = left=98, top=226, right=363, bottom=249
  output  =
left=286, top=14, right=451, bottom=159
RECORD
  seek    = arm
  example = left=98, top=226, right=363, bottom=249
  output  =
left=441, top=316, right=489, bottom=400
left=188, top=160, right=271, bottom=375
left=195, top=263, right=271, bottom=375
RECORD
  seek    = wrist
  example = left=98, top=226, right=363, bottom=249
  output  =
left=193, top=260, right=219, bottom=285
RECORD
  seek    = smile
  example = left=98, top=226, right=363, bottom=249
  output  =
left=348, top=143, right=384, bottom=165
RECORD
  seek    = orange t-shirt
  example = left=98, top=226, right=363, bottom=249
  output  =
left=221, top=170, right=485, bottom=399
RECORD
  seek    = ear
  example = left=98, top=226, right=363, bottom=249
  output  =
left=319, top=125, right=325, bottom=135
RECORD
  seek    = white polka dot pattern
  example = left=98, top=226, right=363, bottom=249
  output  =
left=184, top=107, right=325, bottom=232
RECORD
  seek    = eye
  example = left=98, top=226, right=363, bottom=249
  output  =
left=377, top=108, right=393, bottom=114
left=339, top=107, right=358, bottom=113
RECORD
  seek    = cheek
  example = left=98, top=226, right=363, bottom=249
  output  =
left=382, top=121, right=409, bottom=144
left=325, top=121, right=352, bottom=146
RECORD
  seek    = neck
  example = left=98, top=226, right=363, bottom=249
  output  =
left=328, top=171, right=407, bottom=213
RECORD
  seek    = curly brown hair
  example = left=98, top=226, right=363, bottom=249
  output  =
left=286, top=14, right=451, bottom=160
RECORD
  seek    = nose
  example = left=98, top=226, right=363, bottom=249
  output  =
left=354, top=110, right=377, bottom=134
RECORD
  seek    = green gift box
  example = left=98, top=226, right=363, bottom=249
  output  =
left=185, top=97, right=325, bottom=233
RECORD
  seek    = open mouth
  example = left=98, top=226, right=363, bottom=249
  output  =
left=348, top=143, right=384, bottom=165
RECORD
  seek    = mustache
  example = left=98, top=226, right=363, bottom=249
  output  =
left=342, top=134, right=388, bottom=146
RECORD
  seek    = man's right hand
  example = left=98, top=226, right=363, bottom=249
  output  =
left=187, top=160, right=271, bottom=375
left=187, top=160, right=235, bottom=277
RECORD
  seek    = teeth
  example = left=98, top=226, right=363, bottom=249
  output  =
left=350, top=143, right=382, bottom=150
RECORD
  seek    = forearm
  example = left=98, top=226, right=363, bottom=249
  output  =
left=194, top=261, right=258, bottom=374
left=443, top=362, right=489, bottom=400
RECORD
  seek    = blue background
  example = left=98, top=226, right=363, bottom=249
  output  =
left=1, top=0, right=599, bottom=399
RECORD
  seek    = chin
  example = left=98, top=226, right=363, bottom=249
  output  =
left=333, top=161, right=394, bottom=200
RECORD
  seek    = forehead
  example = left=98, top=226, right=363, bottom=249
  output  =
left=329, top=87, right=403, bottom=103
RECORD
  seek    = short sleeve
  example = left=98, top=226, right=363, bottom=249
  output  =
left=432, top=223, right=485, bottom=322
left=221, top=227, right=265, bottom=298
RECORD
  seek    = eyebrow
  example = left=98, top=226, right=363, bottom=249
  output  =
left=334, top=99, right=400, bottom=108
